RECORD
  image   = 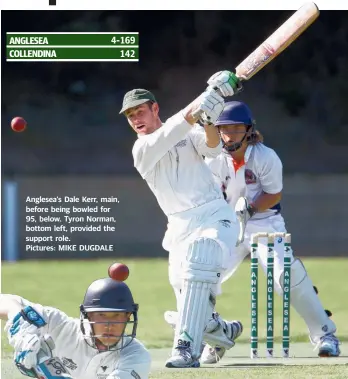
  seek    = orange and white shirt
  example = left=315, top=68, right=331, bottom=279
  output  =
left=205, top=143, right=283, bottom=219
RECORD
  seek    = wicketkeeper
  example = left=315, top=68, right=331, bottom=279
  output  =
left=203, top=100, right=341, bottom=362
left=1, top=279, right=151, bottom=379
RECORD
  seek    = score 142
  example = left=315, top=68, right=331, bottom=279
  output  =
left=120, top=50, right=136, bottom=58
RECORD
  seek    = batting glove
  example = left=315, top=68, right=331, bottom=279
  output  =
left=207, top=70, right=242, bottom=97
left=197, top=87, right=225, bottom=125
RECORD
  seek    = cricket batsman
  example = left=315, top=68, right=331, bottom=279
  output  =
left=1, top=278, right=151, bottom=378
left=202, top=100, right=341, bottom=363
left=120, top=71, right=244, bottom=368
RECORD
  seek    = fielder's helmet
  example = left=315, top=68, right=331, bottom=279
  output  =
left=80, top=278, right=138, bottom=351
left=215, top=101, right=256, bottom=152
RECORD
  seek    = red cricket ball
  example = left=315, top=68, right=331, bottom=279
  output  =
left=11, top=117, right=27, bottom=132
left=108, top=262, right=129, bottom=282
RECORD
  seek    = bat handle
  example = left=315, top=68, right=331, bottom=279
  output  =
left=192, top=86, right=222, bottom=120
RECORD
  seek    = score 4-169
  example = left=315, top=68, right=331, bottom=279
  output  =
left=111, top=36, right=136, bottom=44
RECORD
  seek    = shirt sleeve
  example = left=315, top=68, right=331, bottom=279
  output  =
left=190, top=125, right=222, bottom=158
left=106, top=344, right=151, bottom=379
left=132, top=111, right=192, bottom=178
left=258, top=149, right=283, bottom=194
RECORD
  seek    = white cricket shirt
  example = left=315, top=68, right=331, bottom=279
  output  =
left=4, top=295, right=151, bottom=379
left=132, top=111, right=225, bottom=216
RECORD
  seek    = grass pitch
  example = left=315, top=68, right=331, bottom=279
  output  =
left=2, top=258, right=348, bottom=378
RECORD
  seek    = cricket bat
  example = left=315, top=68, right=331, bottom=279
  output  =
left=235, top=2, right=319, bottom=80
left=194, top=2, right=320, bottom=118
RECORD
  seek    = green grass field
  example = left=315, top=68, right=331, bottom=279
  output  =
left=2, top=258, right=348, bottom=378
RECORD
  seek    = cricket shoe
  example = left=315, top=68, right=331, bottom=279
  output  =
left=165, top=347, right=200, bottom=368
left=318, top=334, right=341, bottom=357
left=164, top=311, right=243, bottom=363
left=200, top=317, right=243, bottom=364
left=165, top=332, right=200, bottom=368
left=164, top=311, right=207, bottom=357
left=200, top=345, right=226, bottom=364
left=165, top=310, right=242, bottom=348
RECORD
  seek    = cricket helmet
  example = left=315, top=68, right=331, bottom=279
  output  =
left=215, top=101, right=256, bottom=152
left=80, top=278, right=138, bottom=351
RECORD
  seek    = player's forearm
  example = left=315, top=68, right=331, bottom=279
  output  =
left=203, top=124, right=220, bottom=148
left=251, top=192, right=282, bottom=212
left=182, top=97, right=203, bottom=125
left=0, top=295, right=23, bottom=320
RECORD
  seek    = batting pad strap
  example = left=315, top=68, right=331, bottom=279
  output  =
left=182, top=268, right=220, bottom=284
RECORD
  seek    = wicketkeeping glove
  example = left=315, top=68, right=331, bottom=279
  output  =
left=6, top=306, right=47, bottom=348
left=15, top=335, right=71, bottom=379
left=235, top=197, right=257, bottom=245
left=14, top=334, right=44, bottom=370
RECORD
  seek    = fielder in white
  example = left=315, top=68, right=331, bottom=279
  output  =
left=1, top=278, right=151, bottom=379
left=202, top=101, right=341, bottom=363
left=120, top=71, right=244, bottom=368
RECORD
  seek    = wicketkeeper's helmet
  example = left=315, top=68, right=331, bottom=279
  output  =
left=80, top=278, right=138, bottom=351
